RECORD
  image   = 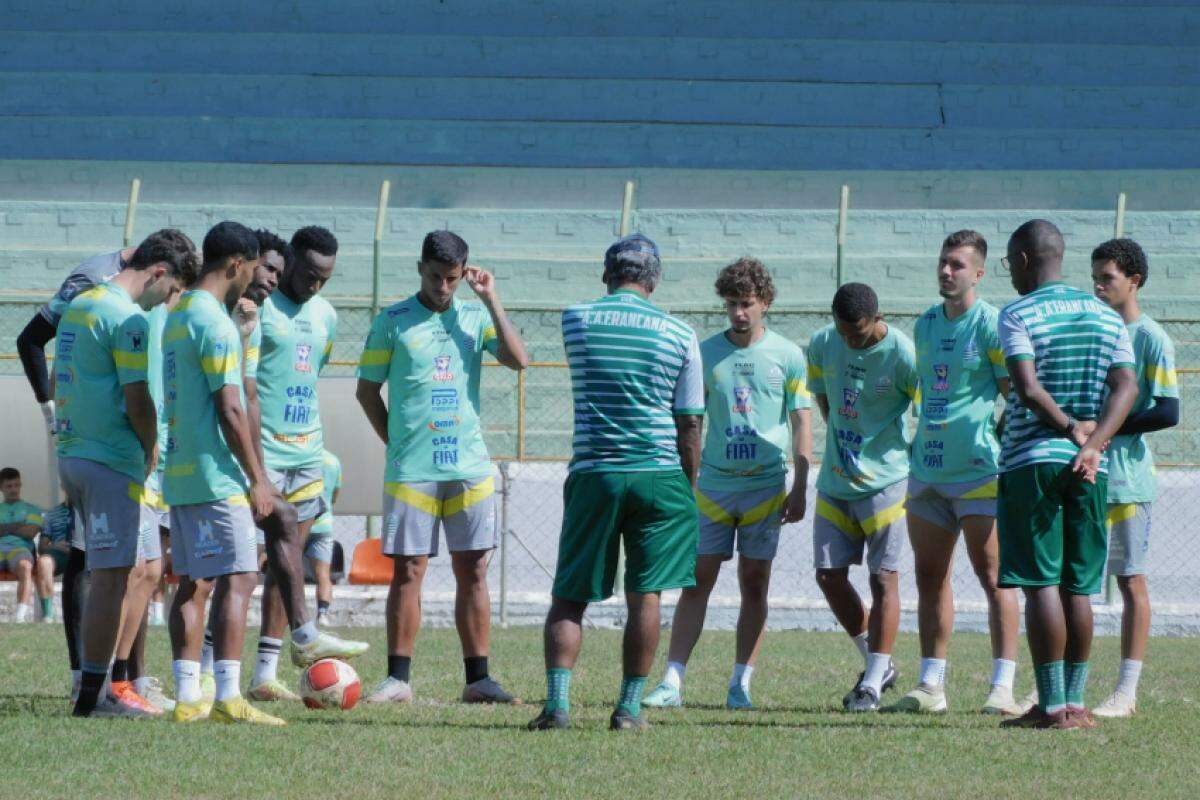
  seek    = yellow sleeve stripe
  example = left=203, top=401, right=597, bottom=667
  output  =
left=359, top=350, right=390, bottom=367
left=482, top=325, right=497, bottom=341
left=323, top=341, right=334, bottom=355
left=1147, top=364, right=1177, bottom=388
left=987, top=348, right=1005, bottom=366
left=113, top=351, right=148, bottom=370
left=785, top=378, right=810, bottom=398
left=807, top=364, right=824, bottom=379
left=201, top=354, right=240, bottom=375
left=244, top=346, right=260, bottom=363
left=27, top=513, right=44, bottom=525
left=63, top=309, right=97, bottom=327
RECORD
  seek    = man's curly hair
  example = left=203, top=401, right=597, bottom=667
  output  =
left=714, top=257, right=776, bottom=305
left=1092, top=238, right=1149, bottom=288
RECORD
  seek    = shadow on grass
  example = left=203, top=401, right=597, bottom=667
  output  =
left=0, top=694, right=72, bottom=716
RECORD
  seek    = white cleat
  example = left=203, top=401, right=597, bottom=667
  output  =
left=981, top=684, right=1022, bottom=716
left=366, top=676, right=414, bottom=704
left=1017, top=688, right=1038, bottom=715
left=1092, top=691, right=1137, bottom=718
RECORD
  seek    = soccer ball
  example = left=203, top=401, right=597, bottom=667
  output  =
left=299, top=658, right=361, bottom=710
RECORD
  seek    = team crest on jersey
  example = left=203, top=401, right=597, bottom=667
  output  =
left=294, top=343, right=312, bottom=373
left=768, top=365, right=784, bottom=389
left=127, top=330, right=145, bottom=352
left=838, top=388, right=860, bottom=419
left=932, top=363, right=950, bottom=392
left=433, top=355, right=454, bottom=382
left=962, top=340, right=979, bottom=363
left=874, top=376, right=893, bottom=395
left=732, top=386, right=752, bottom=414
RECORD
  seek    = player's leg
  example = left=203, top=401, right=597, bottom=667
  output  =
left=303, top=533, right=334, bottom=623
left=728, top=556, right=771, bottom=709
left=644, top=554, right=722, bottom=707
left=1095, top=503, right=1150, bottom=717
left=36, top=553, right=56, bottom=621
left=813, top=492, right=870, bottom=676
left=960, top=513, right=1021, bottom=714
left=148, top=526, right=169, bottom=626
left=61, top=547, right=88, bottom=698
left=1058, top=472, right=1108, bottom=726
left=530, top=596, right=587, bottom=729
left=12, top=550, right=35, bottom=622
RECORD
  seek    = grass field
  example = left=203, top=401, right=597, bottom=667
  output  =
left=2, top=623, right=1198, bottom=799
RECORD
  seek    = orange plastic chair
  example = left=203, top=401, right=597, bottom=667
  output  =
left=0, top=571, right=13, bottom=582
left=348, top=538, right=394, bottom=585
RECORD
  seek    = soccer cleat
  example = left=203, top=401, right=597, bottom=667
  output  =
left=365, top=676, right=414, bottom=704
left=726, top=685, right=754, bottom=710
left=138, top=677, right=177, bottom=712
left=842, top=662, right=899, bottom=707
left=70, top=673, right=81, bottom=705
left=88, top=693, right=157, bottom=719
left=210, top=696, right=287, bottom=726
left=290, top=631, right=370, bottom=668
left=885, top=684, right=948, bottom=714
left=1000, top=705, right=1080, bottom=730
left=844, top=685, right=880, bottom=712
left=610, top=708, right=650, bottom=731
left=642, top=682, right=683, bottom=708
left=42, top=612, right=56, bottom=624
left=1067, top=706, right=1098, bottom=729
left=527, top=708, right=570, bottom=731
left=1017, top=688, right=1038, bottom=714
left=172, top=701, right=210, bottom=723
left=248, top=679, right=302, bottom=702
left=462, top=676, right=519, bottom=704
left=109, top=681, right=164, bottom=717
left=981, top=684, right=1021, bottom=716
left=14, top=604, right=32, bottom=623
left=1092, top=692, right=1136, bottom=718
left=316, top=611, right=329, bottom=628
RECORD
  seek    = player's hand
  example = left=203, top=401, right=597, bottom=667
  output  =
left=781, top=485, right=808, bottom=523
left=249, top=480, right=275, bottom=522
left=144, top=443, right=159, bottom=478
left=1071, top=446, right=1102, bottom=484
left=233, top=297, right=259, bottom=340
left=1069, top=419, right=1097, bottom=448
left=464, top=265, right=497, bottom=303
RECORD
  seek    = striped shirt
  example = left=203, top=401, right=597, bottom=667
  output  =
left=563, top=290, right=704, bottom=473
left=998, top=282, right=1135, bottom=472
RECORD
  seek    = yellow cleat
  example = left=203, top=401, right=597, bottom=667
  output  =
left=248, top=679, right=301, bottom=702
left=210, top=696, right=287, bottom=727
left=172, top=701, right=211, bottom=723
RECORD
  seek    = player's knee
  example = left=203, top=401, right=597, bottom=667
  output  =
left=814, top=568, right=847, bottom=592
left=15, top=559, right=33, bottom=577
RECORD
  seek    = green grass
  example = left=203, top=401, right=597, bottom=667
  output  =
left=3, top=623, right=1198, bottom=799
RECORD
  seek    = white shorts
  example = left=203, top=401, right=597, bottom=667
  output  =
left=813, top=480, right=907, bottom=574
left=381, top=477, right=497, bottom=557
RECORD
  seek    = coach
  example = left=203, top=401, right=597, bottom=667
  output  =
left=529, top=234, right=705, bottom=732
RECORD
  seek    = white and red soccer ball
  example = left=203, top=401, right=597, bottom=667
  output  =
left=300, top=658, right=361, bottom=710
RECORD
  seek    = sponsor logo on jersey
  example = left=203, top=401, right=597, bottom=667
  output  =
left=932, top=363, right=950, bottom=392
left=875, top=376, right=893, bottom=395
left=923, top=454, right=944, bottom=469
left=127, top=330, right=145, bottom=351
left=733, top=360, right=755, bottom=377
left=732, top=386, right=752, bottom=413
left=939, top=337, right=956, bottom=352
left=838, top=388, right=861, bottom=419
left=433, top=355, right=454, bottom=382
left=925, top=398, right=949, bottom=419
left=387, top=306, right=410, bottom=317
left=962, top=340, right=979, bottom=363
left=431, top=388, right=458, bottom=410
left=294, top=343, right=312, bottom=373
left=427, top=416, right=461, bottom=432
left=56, top=368, right=73, bottom=385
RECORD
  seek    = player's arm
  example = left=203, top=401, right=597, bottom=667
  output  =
left=814, top=393, right=830, bottom=423
left=233, top=300, right=266, bottom=464
left=16, top=312, right=56, bottom=405
left=675, top=414, right=702, bottom=488
left=1117, top=337, right=1180, bottom=435
left=1072, top=365, right=1138, bottom=483
left=994, top=377, right=1011, bottom=440
left=356, top=379, right=389, bottom=445
left=674, top=330, right=706, bottom=488
left=467, top=265, right=528, bottom=371
left=1005, top=360, right=1075, bottom=431
left=116, top=313, right=157, bottom=475
left=356, top=311, right=394, bottom=446
left=1117, top=395, right=1179, bottom=435
left=783, top=408, right=813, bottom=523
left=214, top=385, right=274, bottom=519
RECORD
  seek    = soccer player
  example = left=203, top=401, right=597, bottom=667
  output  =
left=16, top=248, right=129, bottom=434
left=307, top=448, right=343, bottom=626
left=1089, top=238, right=1179, bottom=718
left=808, top=282, right=918, bottom=712
left=54, top=229, right=197, bottom=718
left=890, top=231, right=1021, bottom=715
left=996, top=220, right=1137, bottom=730
left=643, top=258, right=811, bottom=711
left=529, top=234, right=704, bottom=732
left=358, top=230, right=527, bottom=705
left=37, top=496, right=73, bottom=623
left=244, top=226, right=367, bottom=703
left=0, top=467, right=45, bottom=623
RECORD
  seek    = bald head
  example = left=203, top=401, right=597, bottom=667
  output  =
left=1010, top=219, right=1064, bottom=267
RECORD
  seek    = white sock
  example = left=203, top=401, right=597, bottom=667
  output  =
left=214, top=660, right=241, bottom=702
left=1116, top=659, right=1143, bottom=698
left=730, top=663, right=754, bottom=692
left=148, top=601, right=163, bottom=618
left=852, top=632, right=870, bottom=665
left=861, top=653, right=891, bottom=695
left=919, top=657, right=947, bottom=687
left=663, top=660, right=686, bottom=691
left=253, top=637, right=283, bottom=686
left=173, top=660, right=201, bottom=704
left=201, top=628, right=214, bottom=675
left=291, top=620, right=319, bottom=646
left=991, top=658, right=1017, bottom=690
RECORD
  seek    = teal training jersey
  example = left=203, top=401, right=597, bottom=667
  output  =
left=1106, top=316, right=1178, bottom=504
left=310, top=449, right=343, bottom=536
left=562, top=290, right=705, bottom=473
left=807, top=324, right=918, bottom=500
left=911, top=300, right=1008, bottom=484
left=40, top=502, right=73, bottom=545
left=163, top=289, right=249, bottom=505
left=53, top=282, right=152, bottom=481
left=697, top=329, right=810, bottom=492
left=249, top=290, right=337, bottom=470
left=145, top=304, right=169, bottom=497
left=357, top=295, right=499, bottom=483
left=999, top=282, right=1135, bottom=473
left=0, top=500, right=44, bottom=539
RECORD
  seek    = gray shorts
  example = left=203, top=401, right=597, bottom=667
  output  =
left=1107, top=503, right=1151, bottom=577
left=696, top=482, right=787, bottom=561
left=304, top=534, right=334, bottom=564
left=0, top=537, right=34, bottom=571
left=59, top=456, right=159, bottom=570
left=813, top=480, right=907, bottom=574
left=170, top=497, right=259, bottom=580
left=381, top=477, right=497, bottom=557
left=906, top=475, right=998, bottom=533
left=267, top=465, right=326, bottom=522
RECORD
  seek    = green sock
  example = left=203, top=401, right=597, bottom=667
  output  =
left=1065, top=661, right=1089, bottom=708
left=545, top=668, right=571, bottom=713
left=1035, top=661, right=1067, bottom=712
left=617, top=675, right=647, bottom=717
left=40, top=597, right=53, bottom=618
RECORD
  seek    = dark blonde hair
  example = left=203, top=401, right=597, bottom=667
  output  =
left=715, top=257, right=776, bottom=305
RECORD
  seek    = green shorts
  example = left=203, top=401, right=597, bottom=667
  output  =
left=998, top=463, right=1108, bottom=595
left=552, top=469, right=699, bottom=603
